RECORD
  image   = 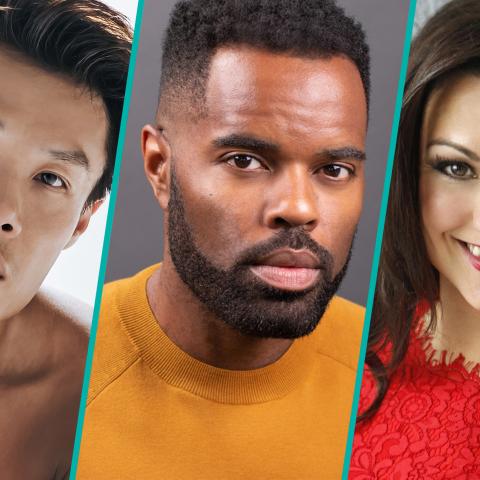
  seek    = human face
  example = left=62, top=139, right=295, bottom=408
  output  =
left=0, top=49, right=108, bottom=321
left=167, top=164, right=350, bottom=338
left=155, top=48, right=367, bottom=336
left=420, top=74, right=480, bottom=311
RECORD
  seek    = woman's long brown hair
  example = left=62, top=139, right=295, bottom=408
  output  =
left=362, top=0, right=480, bottom=420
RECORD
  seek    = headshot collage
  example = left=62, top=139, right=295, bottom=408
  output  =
left=1, top=0, right=479, bottom=478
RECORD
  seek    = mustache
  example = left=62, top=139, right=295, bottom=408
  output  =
left=234, top=228, right=334, bottom=273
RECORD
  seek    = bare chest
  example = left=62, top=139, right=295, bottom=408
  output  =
left=0, top=381, right=70, bottom=479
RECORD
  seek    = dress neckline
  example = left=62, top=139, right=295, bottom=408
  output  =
left=409, top=309, right=480, bottom=382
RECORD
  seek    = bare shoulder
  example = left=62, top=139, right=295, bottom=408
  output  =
left=0, top=290, right=91, bottom=474
left=36, top=286, right=92, bottom=334
left=32, top=286, right=90, bottom=393
left=31, top=288, right=90, bottom=397
left=34, top=290, right=90, bottom=466
left=2, top=288, right=90, bottom=379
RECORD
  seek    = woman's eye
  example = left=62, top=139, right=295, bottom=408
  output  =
left=320, top=164, right=353, bottom=180
left=35, top=172, right=66, bottom=188
left=226, top=154, right=264, bottom=171
left=441, top=162, right=475, bottom=179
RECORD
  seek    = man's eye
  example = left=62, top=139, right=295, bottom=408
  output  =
left=226, top=154, right=264, bottom=171
left=35, top=172, right=66, bottom=188
left=320, top=164, right=353, bottom=180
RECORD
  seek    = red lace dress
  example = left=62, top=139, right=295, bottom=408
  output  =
left=349, top=325, right=480, bottom=479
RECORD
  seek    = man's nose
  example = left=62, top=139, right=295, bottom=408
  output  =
left=0, top=192, right=22, bottom=239
left=263, top=167, right=318, bottom=231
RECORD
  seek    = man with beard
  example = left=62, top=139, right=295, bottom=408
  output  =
left=78, top=0, right=369, bottom=478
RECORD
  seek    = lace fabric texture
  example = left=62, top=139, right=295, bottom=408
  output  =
left=349, top=328, right=480, bottom=479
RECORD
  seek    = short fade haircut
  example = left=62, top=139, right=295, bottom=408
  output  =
left=159, top=0, right=370, bottom=117
left=0, top=0, right=132, bottom=205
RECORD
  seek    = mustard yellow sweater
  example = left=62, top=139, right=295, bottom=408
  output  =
left=77, top=265, right=364, bottom=479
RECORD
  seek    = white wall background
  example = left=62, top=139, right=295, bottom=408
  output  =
left=41, top=0, right=138, bottom=307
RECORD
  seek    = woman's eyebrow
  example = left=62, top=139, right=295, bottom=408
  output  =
left=428, top=139, right=480, bottom=162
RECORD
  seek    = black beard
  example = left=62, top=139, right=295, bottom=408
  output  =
left=167, top=168, right=353, bottom=339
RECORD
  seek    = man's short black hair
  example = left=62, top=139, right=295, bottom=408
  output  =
left=0, top=0, right=132, bottom=205
left=160, top=0, right=370, bottom=116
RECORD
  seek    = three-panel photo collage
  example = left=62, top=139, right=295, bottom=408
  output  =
left=1, top=0, right=479, bottom=478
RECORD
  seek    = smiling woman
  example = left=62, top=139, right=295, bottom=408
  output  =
left=420, top=74, right=480, bottom=314
left=350, top=0, right=480, bottom=477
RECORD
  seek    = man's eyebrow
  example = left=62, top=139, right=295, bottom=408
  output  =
left=427, top=139, right=480, bottom=162
left=212, top=134, right=280, bottom=152
left=212, top=135, right=366, bottom=161
left=319, top=147, right=366, bottom=161
left=48, top=149, right=90, bottom=169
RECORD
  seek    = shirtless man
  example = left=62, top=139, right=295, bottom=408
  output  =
left=0, top=1, right=131, bottom=477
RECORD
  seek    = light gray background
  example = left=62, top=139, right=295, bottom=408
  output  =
left=106, top=0, right=411, bottom=306
left=414, top=0, right=449, bottom=35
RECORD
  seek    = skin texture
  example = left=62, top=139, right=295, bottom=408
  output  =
left=420, top=73, right=480, bottom=364
left=0, top=48, right=107, bottom=477
left=144, top=47, right=367, bottom=370
left=166, top=165, right=350, bottom=340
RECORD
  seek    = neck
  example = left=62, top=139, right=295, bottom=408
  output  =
left=146, top=259, right=293, bottom=370
left=0, top=294, right=53, bottom=381
left=430, top=277, right=480, bottom=365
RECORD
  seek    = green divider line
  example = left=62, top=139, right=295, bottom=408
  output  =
left=341, top=1, right=417, bottom=478
left=68, top=1, right=145, bottom=477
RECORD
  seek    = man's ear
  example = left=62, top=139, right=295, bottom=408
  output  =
left=64, top=199, right=104, bottom=249
left=142, top=124, right=171, bottom=210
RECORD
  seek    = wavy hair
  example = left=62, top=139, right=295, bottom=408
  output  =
left=363, top=0, right=480, bottom=420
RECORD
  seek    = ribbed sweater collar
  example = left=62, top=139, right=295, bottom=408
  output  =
left=118, top=265, right=318, bottom=404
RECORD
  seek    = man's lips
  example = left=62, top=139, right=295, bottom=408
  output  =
left=254, top=249, right=321, bottom=268
left=249, top=248, right=321, bottom=291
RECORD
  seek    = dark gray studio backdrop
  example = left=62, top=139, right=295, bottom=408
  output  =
left=106, top=0, right=410, bottom=306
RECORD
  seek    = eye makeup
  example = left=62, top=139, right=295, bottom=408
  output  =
left=426, top=155, right=478, bottom=180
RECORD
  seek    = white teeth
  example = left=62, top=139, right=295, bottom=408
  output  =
left=467, top=243, right=480, bottom=257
